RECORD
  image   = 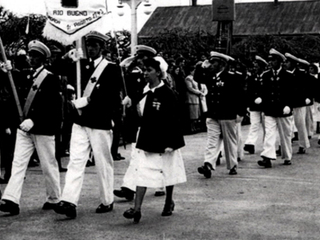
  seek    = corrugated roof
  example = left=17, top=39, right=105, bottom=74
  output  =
left=139, top=1, right=320, bottom=38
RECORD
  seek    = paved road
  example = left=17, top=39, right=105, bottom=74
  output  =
left=1, top=125, right=320, bottom=240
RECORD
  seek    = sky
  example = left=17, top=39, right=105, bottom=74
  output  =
left=0, top=0, right=302, bottom=32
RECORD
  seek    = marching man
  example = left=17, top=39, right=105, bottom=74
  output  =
left=54, top=31, right=122, bottom=219
left=0, top=40, right=62, bottom=215
left=257, top=49, right=294, bottom=168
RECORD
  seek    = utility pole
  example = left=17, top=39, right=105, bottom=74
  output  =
left=212, top=0, right=235, bottom=55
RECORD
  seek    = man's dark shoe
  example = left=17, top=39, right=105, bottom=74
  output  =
left=113, top=187, right=135, bottom=201
left=198, top=162, right=213, bottom=178
left=257, top=157, right=272, bottom=168
left=243, top=144, right=255, bottom=154
left=59, top=167, right=67, bottom=172
left=42, top=202, right=57, bottom=210
left=154, top=191, right=165, bottom=197
left=229, top=165, right=237, bottom=175
left=0, top=178, right=8, bottom=184
left=113, top=154, right=125, bottom=161
left=0, top=199, right=20, bottom=215
left=54, top=201, right=77, bottom=219
left=96, top=203, right=113, bottom=213
left=318, top=139, right=320, bottom=145
left=297, top=147, right=306, bottom=154
left=283, top=160, right=292, bottom=165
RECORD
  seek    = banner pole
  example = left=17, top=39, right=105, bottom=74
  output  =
left=76, top=39, right=82, bottom=98
left=0, top=36, right=24, bottom=123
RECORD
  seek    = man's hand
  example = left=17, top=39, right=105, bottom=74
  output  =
left=20, top=119, right=34, bottom=132
left=283, top=106, right=291, bottom=115
left=254, top=97, right=262, bottom=104
left=164, top=147, right=174, bottom=153
left=305, top=98, right=311, bottom=105
left=0, top=60, right=12, bottom=73
left=72, top=97, right=89, bottom=109
left=65, top=48, right=83, bottom=62
left=122, top=96, right=132, bottom=108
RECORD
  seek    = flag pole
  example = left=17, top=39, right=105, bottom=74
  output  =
left=0, top=36, right=24, bottom=123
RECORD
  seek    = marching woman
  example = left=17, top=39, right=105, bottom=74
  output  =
left=123, top=58, right=186, bottom=223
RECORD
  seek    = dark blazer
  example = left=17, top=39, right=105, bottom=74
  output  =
left=261, top=68, right=294, bottom=117
left=73, top=59, right=122, bottom=130
left=194, top=67, right=246, bottom=120
left=136, top=84, right=185, bottom=153
left=246, top=73, right=264, bottom=112
left=291, top=69, right=315, bottom=108
left=26, top=68, right=62, bottom=135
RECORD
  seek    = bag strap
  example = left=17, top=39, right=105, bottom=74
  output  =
left=83, top=59, right=109, bottom=97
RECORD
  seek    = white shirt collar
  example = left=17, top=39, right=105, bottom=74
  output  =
left=143, top=80, right=164, bottom=94
left=92, top=56, right=103, bottom=68
left=33, top=65, right=44, bottom=77
left=273, top=67, right=282, bottom=75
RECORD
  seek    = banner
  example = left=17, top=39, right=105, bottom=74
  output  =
left=43, top=0, right=108, bottom=45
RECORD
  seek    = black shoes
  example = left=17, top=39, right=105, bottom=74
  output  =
left=161, top=201, right=175, bottom=216
left=243, top=144, right=255, bottom=154
left=229, top=166, right=237, bottom=175
left=113, top=187, right=135, bottom=201
left=59, top=167, right=68, bottom=172
left=198, top=162, right=213, bottom=178
left=0, top=199, right=20, bottom=215
left=257, top=157, right=272, bottom=168
left=113, top=153, right=125, bottom=161
left=283, top=160, right=292, bottom=165
left=123, top=208, right=142, bottom=223
left=96, top=203, right=113, bottom=213
left=154, top=191, right=165, bottom=197
left=297, top=147, right=306, bottom=154
left=54, top=201, right=77, bottom=219
left=42, top=202, right=57, bottom=210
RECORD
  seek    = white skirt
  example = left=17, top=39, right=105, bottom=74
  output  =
left=133, top=147, right=187, bottom=188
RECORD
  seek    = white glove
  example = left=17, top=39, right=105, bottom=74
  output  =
left=0, top=60, right=12, bottom=73
left=122, top=96, right=132, bottom=107
left=20, top=119, right=34, bottom=132
left=254, top=97, right=262, bottom=104
left=164, top=147, right=174, bottom=153
left=235, top=115, right=244, bottom=123
left=72, top=97, right=89, bottom=109
left=283, top=106, right=291, bottom=115
left=67, top=48, right=83, bottom=62
left=305, top=98, right=311, bottom=105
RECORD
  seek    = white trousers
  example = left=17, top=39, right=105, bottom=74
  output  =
left=204, top=118, right=237, bottom=170
left=261, top=116, right=293, bottom=160
left=2, top=129, right=61, bottom=204
left=306, top=105, right=314, bottom=137
left=61, top=124, right=114, bottom=206
left=236, top=122, right=244, bottom=160
left=245, top=111, right=265, bottom=146
left=293, top=107, right=310, bottom=149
